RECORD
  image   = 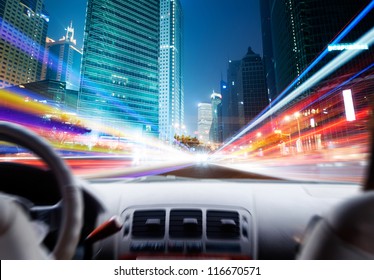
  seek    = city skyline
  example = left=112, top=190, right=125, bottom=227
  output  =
left=43, top=0, right=262, bottom=135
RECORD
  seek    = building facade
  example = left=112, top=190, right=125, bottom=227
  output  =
left=259, top=0, right=277, bottom=101
left=221, top=48, right=268, bottom=140
left=16, top=80, right=77, bottom=111
left=42, top=22, right=82, bottom=91
left=79, top=0, right=160, bottom=137
left=237, top=47, right=269, bottom=126
left=209, top=92, right=222, bottom=143
left=269, top=0, right=373, bottom=95
left=0, top=0, right=49, bottom=88
left=197, top=102, right=212, bottom=144
left=219, top=79, right=229, bottom=141
left=221, top=60, right=241, bottom=140
left=159, top=0, right=183, bottom=142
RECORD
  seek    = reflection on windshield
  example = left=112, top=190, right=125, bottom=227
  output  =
left=0, top=1, right=373, bottom=184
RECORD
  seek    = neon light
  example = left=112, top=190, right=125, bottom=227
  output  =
left=342, top=89, right=356, bottom=121
left=328, top=43, right=369, bottom=51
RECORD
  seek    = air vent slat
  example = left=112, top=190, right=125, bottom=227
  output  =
left=132, top=210, right=165, bottom=238
left=169, top=209, right=202, bottom=238
left=207, top=210, right=240, bottom=239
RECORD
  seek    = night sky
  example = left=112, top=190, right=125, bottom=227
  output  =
left=43, top=0, right=262, bottom=134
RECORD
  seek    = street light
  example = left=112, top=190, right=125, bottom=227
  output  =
left=285, top=113, right=302, bottom=139
left=274, top=129, right=291, bottom=143
left=275, top=129, right=291, bottom=155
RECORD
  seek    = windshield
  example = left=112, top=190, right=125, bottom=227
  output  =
left=0, top=0, right=373, bottom=184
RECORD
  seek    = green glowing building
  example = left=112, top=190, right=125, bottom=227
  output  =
left=79, top=0, right=160, bottom=137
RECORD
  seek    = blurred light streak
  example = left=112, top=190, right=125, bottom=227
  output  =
left=307, top=63, right=374, bottom=109
left=1, top=17, right=151, bottom=128
left=227, top=109, right=369, bottom=159
left=1, top=89, right=191, bottom=162
left=215, top=26, right=374, bottom=155
left=218, top=2, right=373, bottom=149
left=1, top=89, right=56, bottom=117
left=265, top=1, right=374, bottom=109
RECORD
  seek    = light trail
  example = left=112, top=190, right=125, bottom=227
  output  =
left=215, top=25, right=374, bottom=155
left=0, top=17, right=155, bottom=130
left=307, top=62, right=374, bottom=109
left=1, top=88, right=192, bottom=164
left=262, top=1, right=374, bottom=112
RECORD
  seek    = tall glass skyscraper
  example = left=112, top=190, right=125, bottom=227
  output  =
left=221, top=48, right=268, bottom=140
left=159, top=0, right=183, bottom=142
left=237, top=47, right=268, bottom=126
left=222, top=60, right=241, bottom=139
left=79, top=0, right=160, bottom=137
left=259, top=0, right=277, bottom=101
left=197, top=103, right=212, bottom=144
left=42, top=22, right=82, bottom=91
left=269, top=0, right=373, bottom=95
left=0, top=0, right=49, bottom=88
left=210, top=92, right=222, bottom=143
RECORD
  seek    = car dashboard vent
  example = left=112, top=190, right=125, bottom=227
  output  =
left=132, top=210, right=165, bottom=238
left=169, top=209, right=202, bottom=238
left=207, top=210, right=240, bottom=239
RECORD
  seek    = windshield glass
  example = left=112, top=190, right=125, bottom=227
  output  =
left=0, top=0, right=373, bottom=184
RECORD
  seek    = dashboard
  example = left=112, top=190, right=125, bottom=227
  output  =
left=0, top=160, right=362, bottom=260
left=83, top=174, right=360, bottom=260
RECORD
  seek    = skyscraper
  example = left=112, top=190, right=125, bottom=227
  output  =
left=259, top=0, right=277, bottom=101
left=221, top=60, right=241, bottom=140
left=79, top=0, right=160, bottom=136
left=220, top=79, right=230, bottom=140
left=0, top=0, right=49, bottom=88
left=237, top=47, right=268, bottom=125
left=221, top=48, right=268, bottom=140
left=210, top=92, right=222, bottom=143
left=269, top=0, right=373, bottom=95
left=159, top=0, right=183, bottom=142
left=42, top=22, right=82, bottom=91
left=197, top=103, right=212, bottom=144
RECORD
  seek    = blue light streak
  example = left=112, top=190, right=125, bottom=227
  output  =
left=216, top=25, right=374, bottom=154
left=265, top=1, right=374, bottom=110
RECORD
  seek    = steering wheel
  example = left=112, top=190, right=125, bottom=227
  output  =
left=0, top=121, right=83, bottom=259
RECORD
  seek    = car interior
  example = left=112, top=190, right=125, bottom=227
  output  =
left=0, top=119, right=373, bottom=260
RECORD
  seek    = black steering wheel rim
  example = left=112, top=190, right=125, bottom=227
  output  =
left=0, top=121, right=83, bottom=259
